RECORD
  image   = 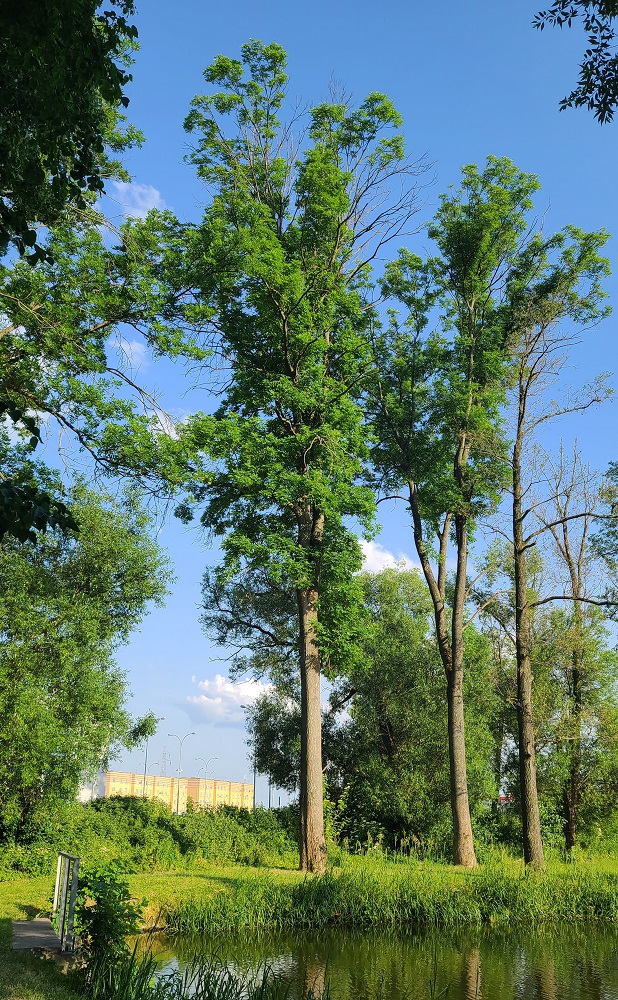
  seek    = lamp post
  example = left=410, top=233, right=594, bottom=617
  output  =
left=168, top=732, right=195, bottom=814
left=196, top=756, right=218, bottom=777
left=142, top=740, right=150, bottom=798
left=141, top=716, right=164, bottom=797
left=196, top=757, right=218, bottom=811
left=148, top=762, right=159, bottom=802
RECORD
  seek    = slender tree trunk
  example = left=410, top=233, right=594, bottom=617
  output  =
left=409, top=486, right=477, bottom=867
left=297, top=507, right=327, bottom=873
left=562, top=533, right=585, bottom=852
left=563, top=645, right=583, bottom=851
left=492, top=637, right=506, bottom=810
left=512, top=424, right=545, bottom=868
left=447, top=665, right=477, bottom=865
left=297, top=586, right=326, bottom=872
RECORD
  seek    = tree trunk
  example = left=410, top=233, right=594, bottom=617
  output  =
left=562, top=649, right=583, bottom=851
left=449, top=513, right=477, bottom=867
left=512, top=426, right=545, bottom=869
left=409, top=486, right=477, bottom=867
left=297, top=585, right=326, bottom=872
left=447, top=665, right=477, bottom=866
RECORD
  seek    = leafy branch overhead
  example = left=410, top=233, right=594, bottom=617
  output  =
left=535, top=0, right=618, bottom=122
left=0, top=0, right=141, bottom=258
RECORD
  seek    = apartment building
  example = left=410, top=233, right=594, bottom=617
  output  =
left=99, top=770, right=254, bottom=812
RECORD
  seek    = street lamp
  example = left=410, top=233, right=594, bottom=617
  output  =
left=196, top=756, right=218, bottom=778
left=168, top=732, right=195, bottom=814
left=142, top=716, right=164, bottom=797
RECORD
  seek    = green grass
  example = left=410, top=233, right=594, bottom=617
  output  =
left=125, top=855, right=618, bottom=934
left=0, top=916, right=76, bottom=1000
left=5, top=857, right=618, bottom=939
left=3, top=855, right=618, bottom=1000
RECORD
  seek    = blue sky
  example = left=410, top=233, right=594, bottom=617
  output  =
left=97, top=0, right=618, bottom=801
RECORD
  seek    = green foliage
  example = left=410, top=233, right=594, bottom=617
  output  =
left=0, top=211, right=192, bottom=541
left=0, top=471, right=171, bottom=840
left=372, top=157, right=539, bottom=528
left=141, top=38, right=424, bottom=669
left=0, top=0, right=140, bottom=257
left=0, top=798, right=298, bottom=879
left=530, top=608, right=618, bottom=841
left=593, top=462, right=618, bottom=600
left=534, top=0, right=618, bottom=122
left=75, top=865, right=144, bottom=962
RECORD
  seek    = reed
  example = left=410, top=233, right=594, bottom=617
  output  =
left=84, top=949, right=332, bottom=1000
left=161, top=861, right=618, bottom=934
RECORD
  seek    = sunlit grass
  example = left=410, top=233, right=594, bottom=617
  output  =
left=3, top=852, right=618, bottom=999
left=0, top=917, right=75, bottom=1000
left=131, top=855, right=618, bottom=934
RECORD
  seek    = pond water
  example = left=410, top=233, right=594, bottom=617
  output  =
left=150, top=923, right=618, bottom=999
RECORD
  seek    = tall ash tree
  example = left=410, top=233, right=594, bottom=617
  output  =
left=498, top=225, right=610, bottom=867
left=156, top=42, right=422, bottom=871
left=367, top=158, right=534, bottom=867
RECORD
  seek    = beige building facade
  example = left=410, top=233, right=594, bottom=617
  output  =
left=102, top=770, right=254, bottom=812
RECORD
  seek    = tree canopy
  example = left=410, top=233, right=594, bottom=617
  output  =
left=0, top=444, right=171, bottom=840
left=0, top=0, right=140, bottom=258
left=535, top=0, right=618, bottom=122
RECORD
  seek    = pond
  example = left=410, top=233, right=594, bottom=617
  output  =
left=150, top=923, right=618, bottom=999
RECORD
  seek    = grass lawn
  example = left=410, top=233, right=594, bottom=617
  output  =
left=2, top=853, right=618, bottom=1000
left=0, top=878, right=76, bottom=1000
left=128, top=864, right=305, bottom=926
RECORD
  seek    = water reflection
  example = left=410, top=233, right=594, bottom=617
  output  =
left=150, top=923, right=618, bottom=999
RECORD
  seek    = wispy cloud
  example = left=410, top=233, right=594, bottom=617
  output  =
left=186, top=674, right=272, bottom=727
left=359, top=539, right=420, bottom=573
left=109, top=336, right=150, bottom=372
left=111, top=181, right=168, bottom=219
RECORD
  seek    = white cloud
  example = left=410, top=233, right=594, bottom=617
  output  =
left=111, top=181, right=168, bottom=219
left=106, top=334, right=149, bottom=372
left=120, top=338, right=149, bottom=369
left=359, top=539, right=420, bottom=573
left=186, top=674, right=272, bottom=727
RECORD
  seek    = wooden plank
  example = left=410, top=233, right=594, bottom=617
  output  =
left=12, top=918, right=61, bottom=951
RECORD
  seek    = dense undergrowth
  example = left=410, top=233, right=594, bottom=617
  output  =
left=0, top=798, right=299, bottom=879
left=162, top=860, right=618, bottom=933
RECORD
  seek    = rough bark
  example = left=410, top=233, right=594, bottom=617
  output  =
left=449, top=513, right=478, bottom=867
left=297, top=508, right=327, bottom=873
left=512, top=401, right=545, bottom=869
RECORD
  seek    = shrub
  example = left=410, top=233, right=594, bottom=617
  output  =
left=0, top=797, right=299, bottom=879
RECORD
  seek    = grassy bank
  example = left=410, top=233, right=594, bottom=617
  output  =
left=145, top=857, right=618, bottom=934
left=0, top=917, right=75, bottom=1000
left=3, top=856, right=618, bottom=1000
left=5, top=858, right=618, bottom=940
left=0, top=877, right=73, bottom=1000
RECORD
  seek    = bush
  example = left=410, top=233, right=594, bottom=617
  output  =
left=0, top=797, right=299, bottom=880
left=75, top=865, right=145, bottom=961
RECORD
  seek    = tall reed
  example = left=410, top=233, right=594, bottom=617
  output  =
left=162, top=863, right=618, bottom=934
left=84, top=949, right=332, bottom=1000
